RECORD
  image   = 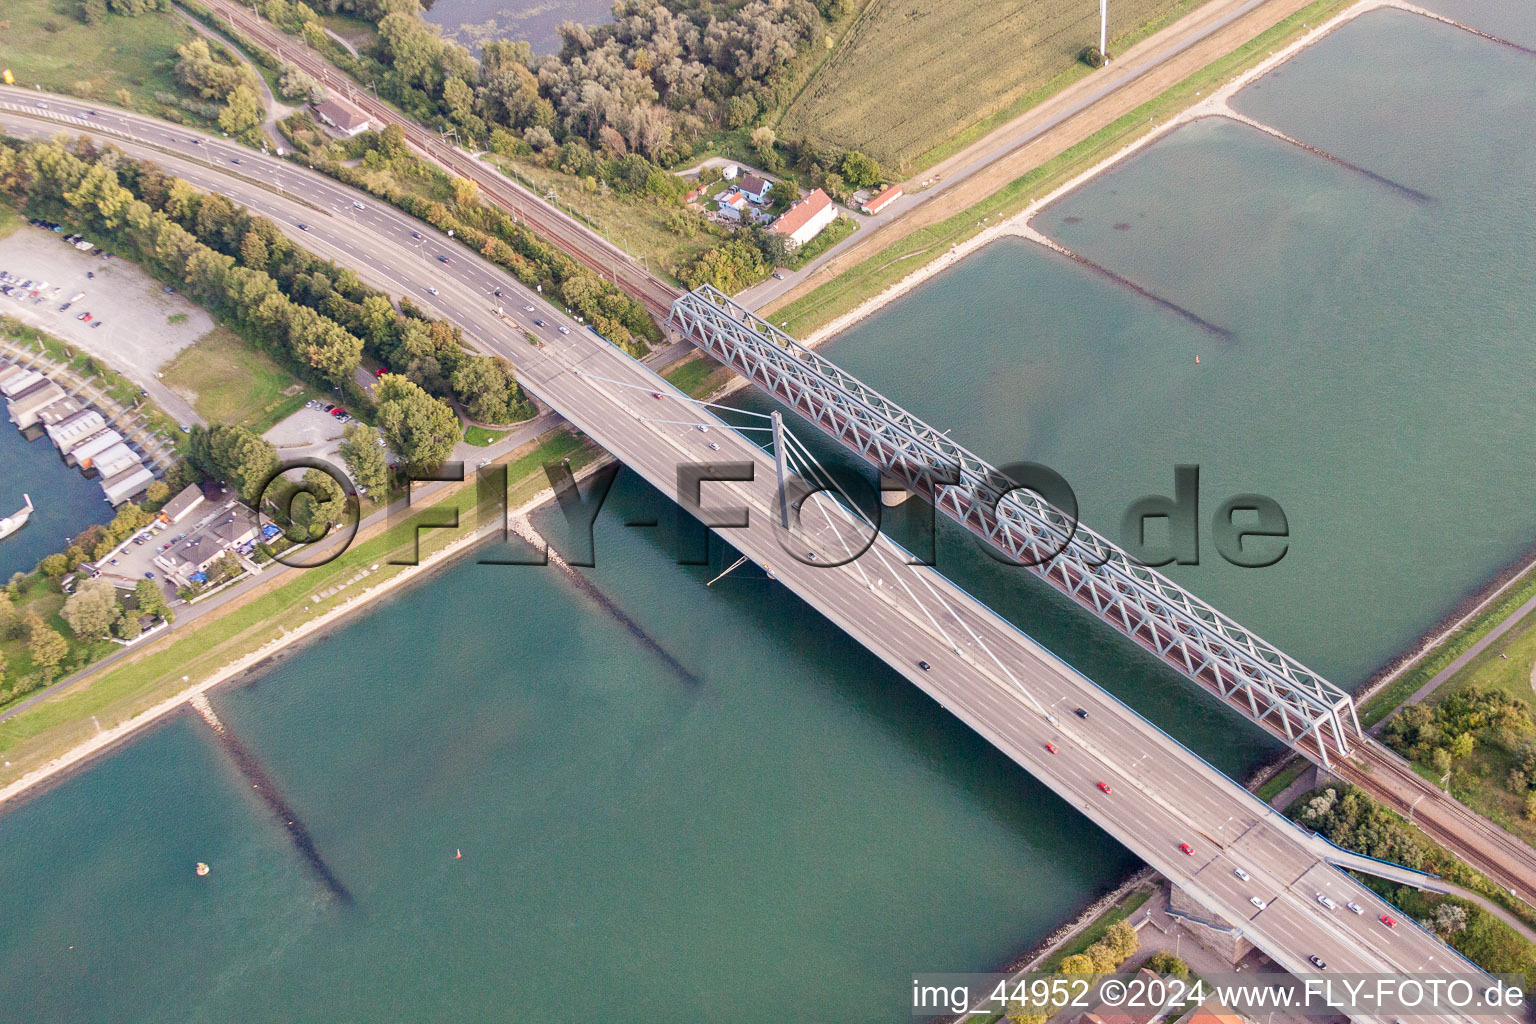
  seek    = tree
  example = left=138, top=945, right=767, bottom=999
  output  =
left=29, top=620, right=69, bottom=681
left=62, top=578, right=124, bottom=640
left=750, top=125, right=776, bottom=158
left=1431, top=747, right=1453, bottom=776
left=450, top=354, right=531, bottom=424
left=1432, top=902, right=1469, bottom=936
left=39, top=553, right=70, bottom=579
left=219, top=85, right=266, bottom=144
left=283, top=468, right=346, bottom=539
left=1058, top=953, right=1096, bottom=975
left=839, top=150, right=882, bottom=189
left=450, top=175, right=479, bottom=211
left=1525, top=792, right=1536, bottom=823
left=134, top=579, right=173, bottom=624
left=1143, top=951, right=1189, bottom=976
left=1448, top=731, right=1476, bottom=761
left=189, top=424, right=279, bottom=505
left=81, top=0, right=108, bottom=24
left=375, top=374, right=460, bottom=472
left=339, top=423, right=389, bottom=495
left=277, top=63, right=324, bottom=103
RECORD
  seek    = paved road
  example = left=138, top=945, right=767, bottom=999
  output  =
left=1384, top=590, right=1536, bottom=718
left=0, top=102, right=1516, bottom=1018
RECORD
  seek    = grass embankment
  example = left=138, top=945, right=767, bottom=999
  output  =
left=1254, top=756, right=1311, bottom=804
left=1037, top=885, right=1155, bottom=974
left=663, top=352, right=734, bottom=399
left=0, top=427, right=598, bottom=792
left=767, top=0, right=1358, bottom=338
left=0, top=0, right=194, bottom=118
left=0, top=205, right=23, bottom=241
left=161, top=325, right=311, bottom=431
left=463, top=425, right=506, bottom=447
left=777, top=0, right=1211, bottom=172
left=1361, top=560, right=1536, bottom=727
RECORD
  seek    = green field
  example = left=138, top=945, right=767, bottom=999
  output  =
left=0, top=0, right=193, bottom=112
left=161, top=326, right=310, bottom=431
left=777, top=0, right=1208, bottom=172
left=463, top=425, right=507, bottom=447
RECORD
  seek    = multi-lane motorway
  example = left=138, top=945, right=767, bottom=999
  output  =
left=0, top=98, right=1519, bottom=1021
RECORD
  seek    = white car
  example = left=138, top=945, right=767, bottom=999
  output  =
left=427, top=287, right=439, bottom=295
left=1249, top=897, right=1266, bottom=910
left=1316, top=893, right=1338, bottom=910
left=523, top=304, right=535, bottom=312
left=558, top=326, right=570, bottom=334
left=1346, top=901, right=1363, bottom=915
left=1233, top=867, right=1251, bottom=882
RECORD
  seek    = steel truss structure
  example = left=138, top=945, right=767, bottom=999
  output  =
left=670, top=285, right=1360, bottom=764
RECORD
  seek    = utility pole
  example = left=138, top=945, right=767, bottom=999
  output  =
left=771, top=411, right=789, bottom=528
left=1100, top=0, right=1108, bottom=62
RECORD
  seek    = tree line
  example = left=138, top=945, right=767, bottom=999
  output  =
left=0, top=135, right=534, bottom=425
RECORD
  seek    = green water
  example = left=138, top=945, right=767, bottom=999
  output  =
left=0, top=425, right=111, bottom=582
left=0, top=477, right=1139, bottom=1022
left=821, top=6, right=1536, bottom=690
left=1, top=7, right=1532, bottom=1023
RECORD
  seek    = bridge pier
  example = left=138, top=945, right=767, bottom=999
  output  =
left=879, top=474, right=914, bottom=506
left=1166, top=884, right=1254, bottom=965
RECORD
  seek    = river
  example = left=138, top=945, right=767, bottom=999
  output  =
left=1, top=3, right=1532, bottom=1022
left=0, top=420, right=111, bottom=583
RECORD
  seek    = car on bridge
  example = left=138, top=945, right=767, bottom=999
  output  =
left=918, top=660, right=930, bottom=671
left=1234, top=867, right=1251, bottom=881
left=1179, top=843, right=1194, bottom=856
left=1380, top=914, right=1397, bottom=928
left=1308, top=955, right=1326, bottom=970
left=1044, top=742, right=1057, bottom=754
left=1249, top=896, right=1266, bottom=910
left=1075, top=707, right=1089, bottom=719
left=1097, top=781, right=1112, bottom=794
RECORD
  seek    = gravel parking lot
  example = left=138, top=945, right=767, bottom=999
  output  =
left=263, top=403, right=350, bottom=468
left=0, top=225, right=213, bottom=423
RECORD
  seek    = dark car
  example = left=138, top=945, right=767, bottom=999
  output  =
left=297, top=223, right=309, bottom=231
left=918, top=660, right=931, bottom=671
left=411, top=231, right=422, bottom=239
left=1074, top=707, right=1089, bottom=719
left=437, top=255, right=450, bottom=264
left=144, top=571, right=155, bottom=580
left=533, top=319, right=546, bottom=327
left=1308, top=955, right=1327, bottom=970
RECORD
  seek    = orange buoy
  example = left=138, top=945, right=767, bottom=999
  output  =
left=455, top=849, right=462, bottom=860
left=195, top=862, right=210, bottom=877
left=1195, top=355, right=1201, bottom=364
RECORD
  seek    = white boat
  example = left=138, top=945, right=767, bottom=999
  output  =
left=0, top=494, right=34, bottom=541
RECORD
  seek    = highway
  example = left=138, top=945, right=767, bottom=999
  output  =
left=0, top=99, right=1520, bottom=1020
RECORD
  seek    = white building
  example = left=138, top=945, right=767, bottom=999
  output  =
left=312, top=97, right=373, bottom=137
left=768, top=189, right=837, bottom=248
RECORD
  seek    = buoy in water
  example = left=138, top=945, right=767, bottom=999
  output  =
left=1195, top=355, right=1201, bottom=364
left=195, top=862, right=210, bottom=877
left=455, top=849, right=462, bottom=860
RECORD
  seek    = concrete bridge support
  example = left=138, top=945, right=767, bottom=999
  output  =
left=879, top=474, right=914, bottom=506
left=1166, top=884, right=1255, bottom=965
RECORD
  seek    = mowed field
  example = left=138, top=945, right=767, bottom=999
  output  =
left=778, top=0, right=1203, bottom=171
left=0, top=0, right=193, bottom=111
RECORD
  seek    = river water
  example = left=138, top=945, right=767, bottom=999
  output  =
left=0, top=421, right=111, bottom=583
left=421, top=0, right=611, bottom=55
left=1, top=4, right=1532, bottom=1022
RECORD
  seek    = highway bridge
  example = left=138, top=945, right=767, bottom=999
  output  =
left=0, top=97, right=1523, bottom=1020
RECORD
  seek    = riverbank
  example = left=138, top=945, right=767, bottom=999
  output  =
left=0, top=428, right=603, bottom=807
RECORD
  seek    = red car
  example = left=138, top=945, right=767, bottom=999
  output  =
left=1379, top=914, right=1397, bottom=928
left=652, top=392, right=664, bottom=399
left=1179, top=843, right=1194, bottom=856
left=1097, top=781, right=1112, bottom=794
left=374, top=367, right=388, bottom=378
left=1044, top=742, right=1058, bottom=755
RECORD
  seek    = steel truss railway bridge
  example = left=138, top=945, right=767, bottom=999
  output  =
left=671, top=285, right=1360, bottom=765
